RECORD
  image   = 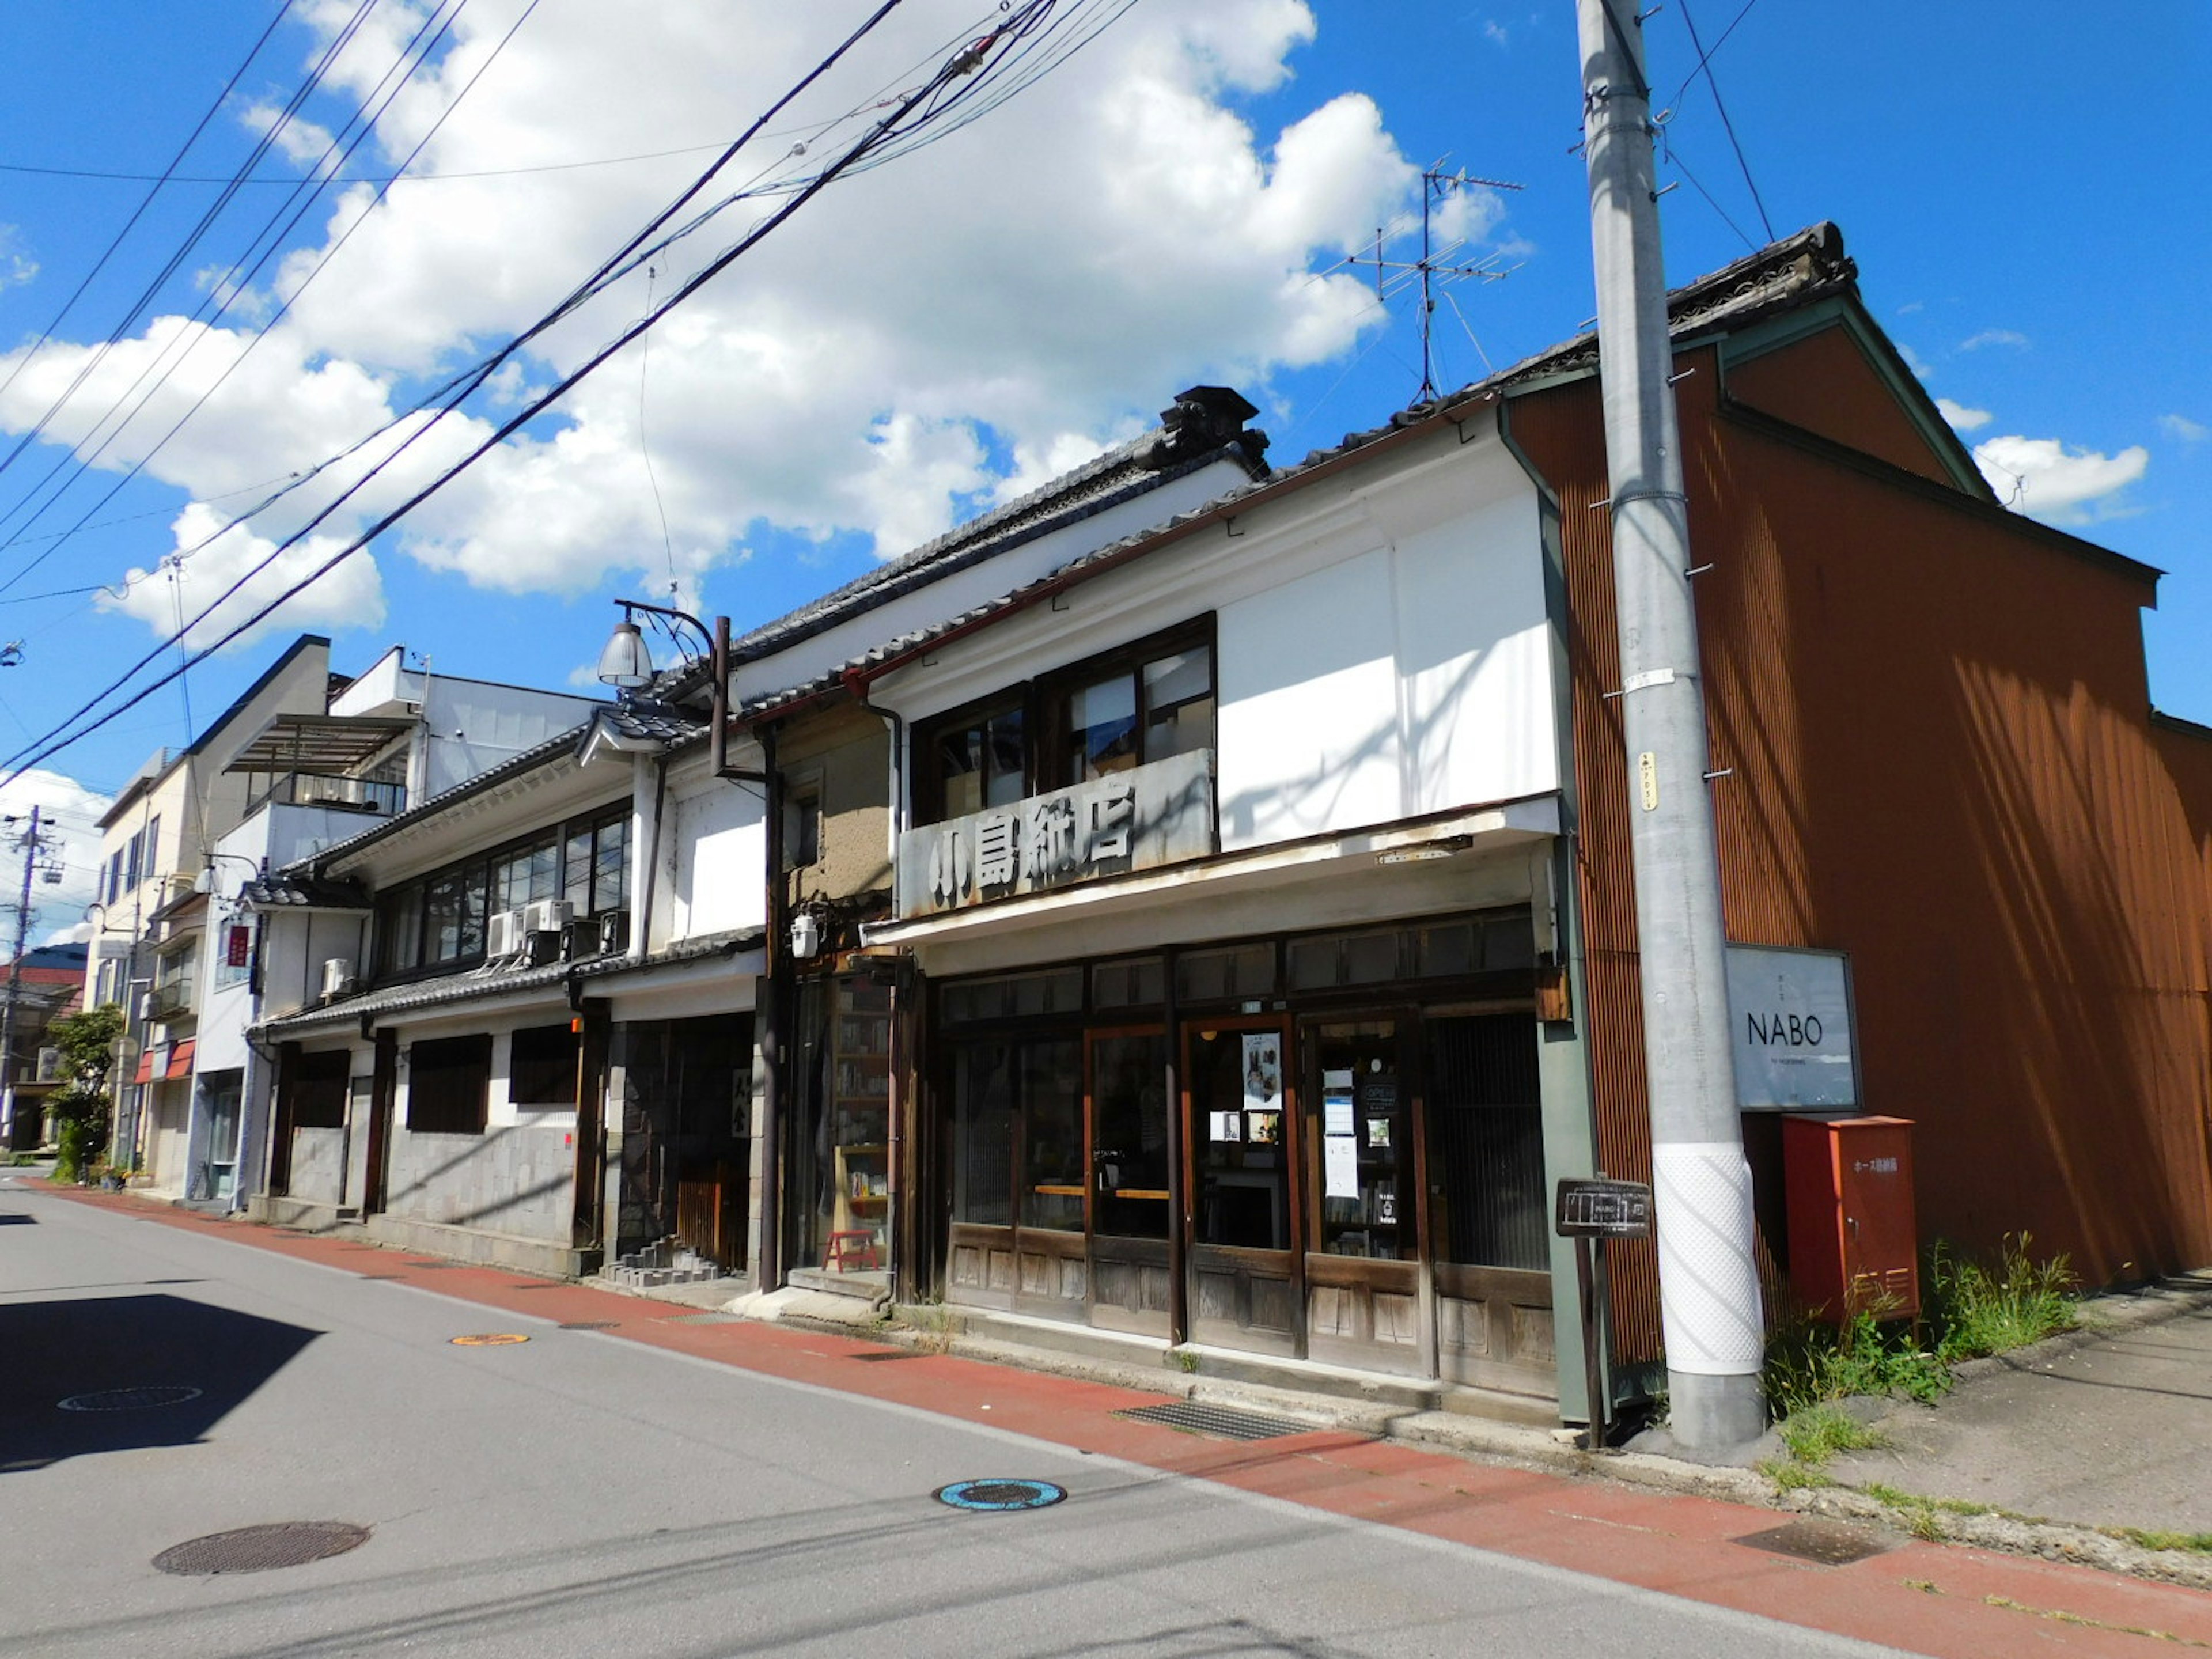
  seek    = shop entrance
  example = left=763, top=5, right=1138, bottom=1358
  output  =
left=1087, top=1030, right=1171, bottom=1334
left=1183, top=1017, right=1299, bottom=1357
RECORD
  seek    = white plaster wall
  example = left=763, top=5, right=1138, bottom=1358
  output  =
left=664, top=776, right=767, bottom=944
left=418, top=678, right=600, bottom=799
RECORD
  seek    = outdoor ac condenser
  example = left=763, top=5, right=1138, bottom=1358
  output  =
left=320, top=957, right=356, bottom=999
left=486, top=909, right=526, bottom=957
left=522, top=897, right=573, bottom=937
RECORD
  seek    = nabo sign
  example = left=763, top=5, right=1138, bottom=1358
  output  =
left=1724, top=944, right=1858, bottom=1110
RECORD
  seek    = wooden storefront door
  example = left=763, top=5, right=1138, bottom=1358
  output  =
left=1301, top=1016, right=1429, bottom=1377
left=1086, top=1029, right=1171, bottom=1335
left=1182, top=1017, right=1300, bottom=1357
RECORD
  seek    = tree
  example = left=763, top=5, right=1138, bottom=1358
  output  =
left=46, top=1003, right=124, bottom=1182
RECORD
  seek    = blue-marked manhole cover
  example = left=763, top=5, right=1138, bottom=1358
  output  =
left=58, top=1385, right=203, bottom=1412
left=934, top=1479, right=1067, bottom=1512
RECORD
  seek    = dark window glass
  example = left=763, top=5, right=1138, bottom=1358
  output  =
left=563, top=827, right=593, bottom=912
left=1065, top=671, right=1138, bottom=785
left=592, top=813, right=629, bottom=915
left=950, top=1042, right=1014, bottom=1226
left=1018, top=1040, right=1084, bottom=1231
left=1092, top=957, right=1164, bottom=1009
left=289, top=1049, right=350, bottom=1131
left=493, top=834, right=559, bottom=912
left=1176, top=943, right=1276, bottom=1003
left=1425, top=1014, right=1547, bottom=1271
left=509, top=1022, right=578, bottom=1107
left=407, top=1034, right=492, bottom=1134
left=1142, top=645, right=1214, bottom=764
left=933, top=704, right=1025, bottom=822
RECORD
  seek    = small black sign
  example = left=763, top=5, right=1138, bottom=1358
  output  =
left=1555, top=1177, right=1655, bottom=1239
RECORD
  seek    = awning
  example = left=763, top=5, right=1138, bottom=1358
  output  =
left=132, top=1039, right=196, bottom=1085
left=224, top=713, right=413, bottom=778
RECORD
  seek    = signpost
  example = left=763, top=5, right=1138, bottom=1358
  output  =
left=1556, top=1176, right=1656, bottom=1450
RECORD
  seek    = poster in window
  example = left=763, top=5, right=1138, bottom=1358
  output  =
left=1209, top=1109, right=1242, bottom=1143
left=1240, top=1031, right=1281, bottom=1113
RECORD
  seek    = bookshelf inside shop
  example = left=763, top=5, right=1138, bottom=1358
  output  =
left=830, top=978, right=892, bottom=1264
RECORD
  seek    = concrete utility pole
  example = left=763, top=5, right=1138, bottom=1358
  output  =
left=0, top=805, right=41, bottom=1145
left=1574, top=0, right=1766, bottom=1449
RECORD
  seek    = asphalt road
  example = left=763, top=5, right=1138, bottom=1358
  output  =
left=0, top=1177, right=1907, bottom=1659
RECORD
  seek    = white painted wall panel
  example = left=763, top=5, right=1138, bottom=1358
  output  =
left=1218, top=547, right=1404, bottom=849
left=667, top=779, right=767, bottom=941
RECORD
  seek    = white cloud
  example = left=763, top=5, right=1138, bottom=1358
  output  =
left=0, top=1, right=1460, bottom=626
left=239, top=101, right=340, bottom=174
left=1896, top=342, right=1933, bottom=381
left=1936, top=397, right=1991, bottom=431
left=2160, top=413, right=2207, bottom=444
left=0, top=224, right=36, bottom=289
left=1484, top=20, right=1510, bottom=46
left=1972, top=434, right=2149, bottom=527
left=1960, top=328, right=2029, bottom=351
left=100, top=502, right=387, bottom=650
left=0, top=768, right=114, bottom=944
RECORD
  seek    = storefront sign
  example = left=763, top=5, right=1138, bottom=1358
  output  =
left=896, top=749, right=1214, bottom=918
left=1725, top=944, right=1859, bottom=1109
left=1555, top=1177, right=1656, bottom=1238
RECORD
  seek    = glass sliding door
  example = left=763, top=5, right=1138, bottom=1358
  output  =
left=1424, top=1012, right=1554, bottom=1394
left=942, top=1035, right=1086, bottom=1319
left=1087, top=1030, right=1170, bottom=1334
left=1183, top=1018, right=1300, bottom=1356
left=1302, top=1018, right=1426, bottom=1375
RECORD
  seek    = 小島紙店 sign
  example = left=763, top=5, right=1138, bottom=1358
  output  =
left=897, top=749, right=1214, bottom=917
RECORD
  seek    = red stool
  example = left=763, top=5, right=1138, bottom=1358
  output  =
left=826, top=1230, right=879, bottom=1271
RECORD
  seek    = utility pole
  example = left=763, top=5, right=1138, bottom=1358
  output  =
left=1574, top=0, right=1766, bottom=1449
left=0, top=805, right=43, bottom=1146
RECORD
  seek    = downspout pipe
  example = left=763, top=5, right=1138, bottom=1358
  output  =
left=756, top=723, right=787, bottom=1291
left=841, top=669, right=908, bottom=1293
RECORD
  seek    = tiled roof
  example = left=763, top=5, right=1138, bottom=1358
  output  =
left=257, top=926, right=765, bottom=1035
left=240, top=873, right=370, bottom=911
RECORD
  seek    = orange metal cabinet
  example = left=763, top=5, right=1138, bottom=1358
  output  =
left=1782, top=1115, right=1920, bottom=1319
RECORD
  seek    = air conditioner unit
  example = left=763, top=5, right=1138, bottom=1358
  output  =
left=522, top=897, right=573, bottom=937
left=486, top=908, right=528, bottom=957
left=320, top=957, right=357, bottom=999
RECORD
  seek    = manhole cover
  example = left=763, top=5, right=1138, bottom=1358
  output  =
left=449, top=1333, right=529, bottom=1347
left=1736, top=1517, right=1895, bottom=1566
left=1115, top=1401, right=1312, bottom=1441
left=558, top=1320, right=618, bottom=1331
left=58, top=1385, right=203, bottom=1412
left=935, top=1479, right=1067, bottom=1512
left=153, top=1521, right=370, bottom=1575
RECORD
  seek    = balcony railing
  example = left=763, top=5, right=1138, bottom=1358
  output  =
left=147, top=980, right=196, bottom=1021
left=245, top=772, right=406, bottom=819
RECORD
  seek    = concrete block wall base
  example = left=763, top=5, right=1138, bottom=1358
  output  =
left=247, top=1195, right=366, bottom=1233
left=362, top=1212, right=600, bottom=1279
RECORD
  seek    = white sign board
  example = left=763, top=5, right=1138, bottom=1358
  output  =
left=1725, top=945, right=1858, bottom=1110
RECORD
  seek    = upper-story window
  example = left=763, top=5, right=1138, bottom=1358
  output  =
left=915, top=622, right=1214, bottom=827
left=374, top=802, right=630, bottom=978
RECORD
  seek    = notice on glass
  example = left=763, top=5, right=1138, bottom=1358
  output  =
left=1324, top=1134, right=1360, bottom=1199
left=1241, top=1032, right=1282, bottom=1113
left=1324, top=1070, right=1355, bottom=1138
left=1209, top=1109, right=1242, bottom=1142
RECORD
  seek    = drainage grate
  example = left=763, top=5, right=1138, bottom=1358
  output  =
left=1736, top=1518, right=1895, bottom=1566
left=662, top=1312, right=742, bottom=1325
left=851, top=1349, right=925, bottom=1362
left=58, top=1385, right=203, bottom=1412
left=154, top=1521, right=370, bottom=1576
left=558, top=1320, right=619, bottom=1331
left=1114, top=1401, right=1313, bottom=1441
left=935, top=1479, right=1067, bottom=1512
left=403, top=1261, right=460, bottom=1270
left=354, top=1274, right=403, bottom=1282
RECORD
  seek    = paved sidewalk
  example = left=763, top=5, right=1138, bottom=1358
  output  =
left=24, top=1181, right=2212, bottom=1658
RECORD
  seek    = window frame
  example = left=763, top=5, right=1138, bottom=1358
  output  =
left=508, top=1022, right=580, bottom=1109
left=910, top=616, right=1217, bottom=828
left=372, top=801, right=631, bottom=983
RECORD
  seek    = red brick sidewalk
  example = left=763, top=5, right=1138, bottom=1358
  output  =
left=50, top=1187, right=2212, bottom=1658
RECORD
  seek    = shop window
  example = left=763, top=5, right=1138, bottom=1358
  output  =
left=1092, top=957, right=1164, bottom=1010
left=1175, top=943, right=1275, bottom=1004
left=941, top=967, right=1084, bottom=1025
left=948, top=1037, right=1082, bottom=1232
left=289, top=1049, right=350, bottom=1130
left=508, top=1022, right=578, bottom=1108
left=407, top=1035, right=491, bottom=1134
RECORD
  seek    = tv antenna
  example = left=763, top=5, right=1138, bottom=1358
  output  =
left=1347, top=165, right=1524, bottom=402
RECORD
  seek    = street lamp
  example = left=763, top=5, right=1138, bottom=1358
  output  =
left=596, top=598, right=757, bottom=783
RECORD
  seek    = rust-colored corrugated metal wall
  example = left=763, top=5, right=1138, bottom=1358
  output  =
left=1510, top=325, right=2212, bottom=1361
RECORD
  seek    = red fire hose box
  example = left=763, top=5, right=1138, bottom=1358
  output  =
left=1782, top=1113, right=1919, bottom=1320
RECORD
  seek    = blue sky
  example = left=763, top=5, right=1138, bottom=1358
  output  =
left=0, top=1, right=2205, bottom=921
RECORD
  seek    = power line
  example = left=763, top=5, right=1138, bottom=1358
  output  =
left=1677, top=0, right=1774, bottom=242
left=1662, top=0, right=1766, bottom=114
left=0, top=1, right=300, bottom=410
left=0, top=0, right=525, bottom=599
left=3, top=1, right=1112, bottom=783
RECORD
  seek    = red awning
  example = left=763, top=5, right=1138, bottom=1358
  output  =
left=132, top=1039, right=196, bottom=1085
